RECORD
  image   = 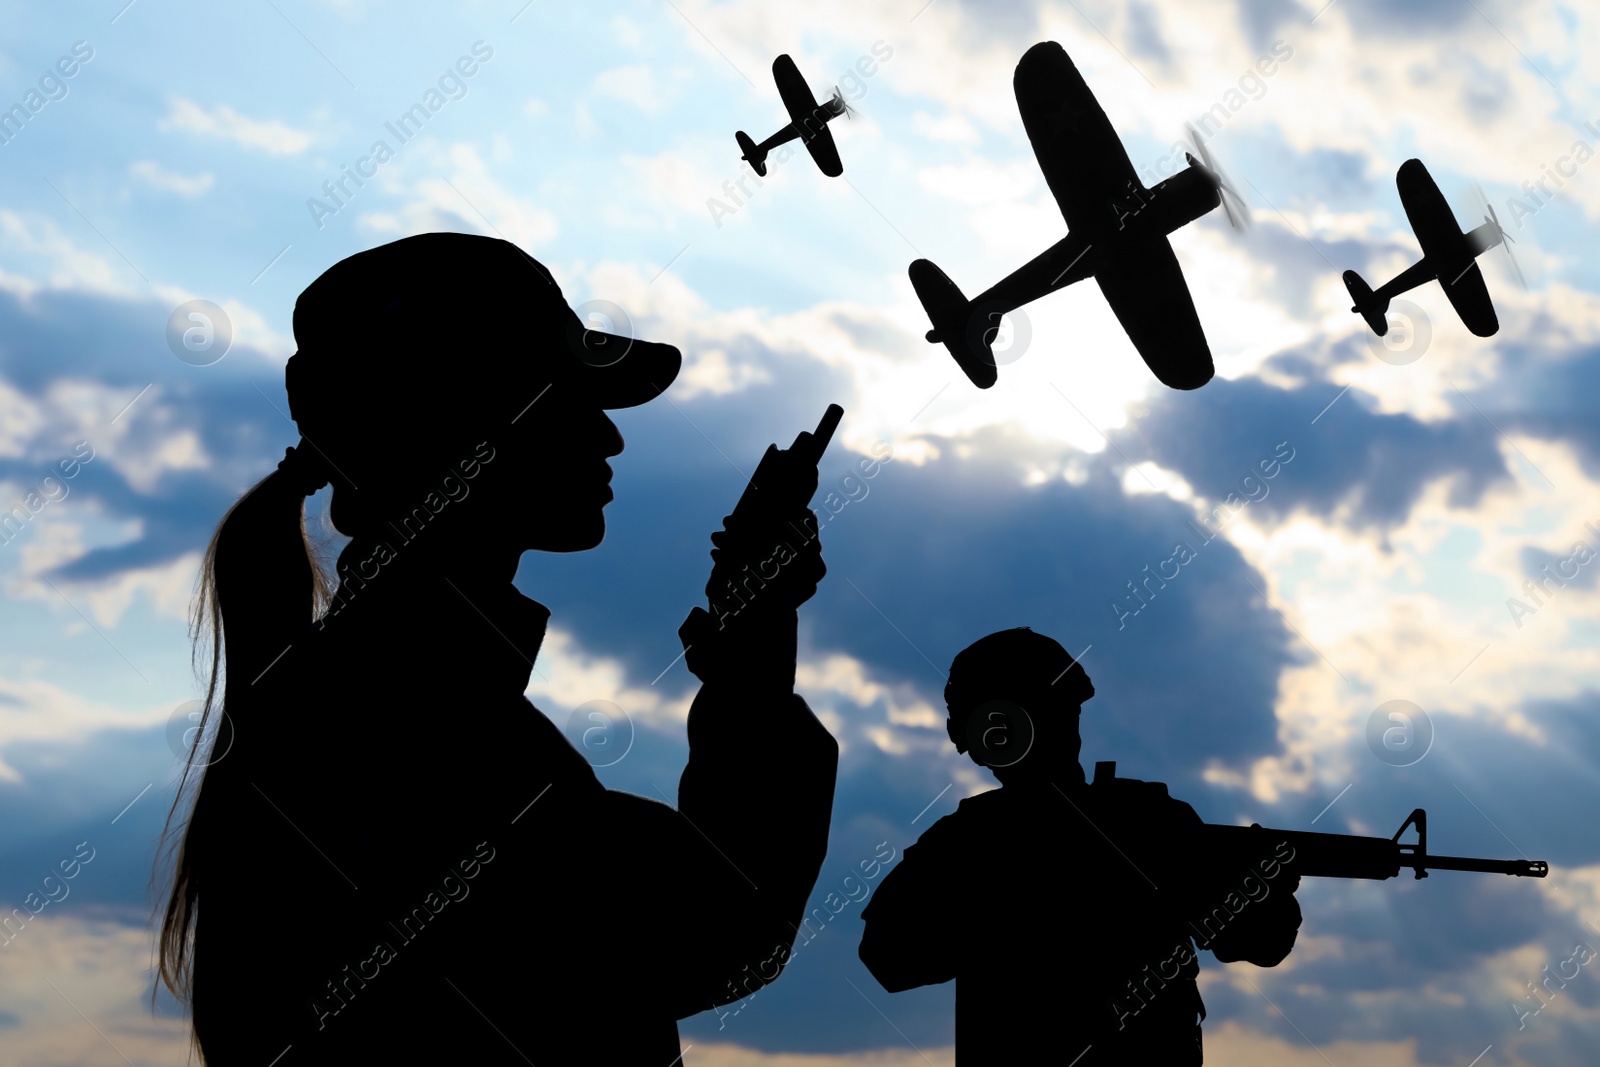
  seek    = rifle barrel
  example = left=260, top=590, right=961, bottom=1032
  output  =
left=1202, top=824, right=1549, bottom=880
left=1408, top=853, right=1548, bottom=878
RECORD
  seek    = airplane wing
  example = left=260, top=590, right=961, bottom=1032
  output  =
left=798, top=126, right=843, bottom=177
left=1439, top=261, right=1499, bottom=337
left=1014, top=41, right=1142, bottom=234
left=1396, top=159, right=1498, bottom=336
left=773, top=54, right=843, bottom=177
left=1396, top=158, right=1468, bottom=265
left=1094, top=237, right=1215, bottom=390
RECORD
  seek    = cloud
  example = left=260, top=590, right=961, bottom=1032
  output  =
left=353, top=141, right=558, bottom=248
left=0, top=915, right=191, bottom=1067
left=909, top=111, right=981, bottom=144
left=128, top=160, right=215, bottom=198
left=158, top=97, right=312, bottom=155
left=593, top=65, right=679, bottom=114
left=1120, top=375, right=1510, bottom=532
left=0, top=676, right=167, bottom=781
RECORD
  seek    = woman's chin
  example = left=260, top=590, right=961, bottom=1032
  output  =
left=529, top=519, right=606, bottom=553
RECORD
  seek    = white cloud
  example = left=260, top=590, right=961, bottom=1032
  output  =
left=0, top=915, right=192, bottom=1067
left=159, top=97, right=312, bottom=155
left=0, top=675, right=169, bottom=780
left=609, top=14, right=647, bottom=49
left=128, top=160, right=215, bottom=198
left=593, top=65, right=673, bottom=114
left=911, top=110, right=981, bottom=144
left=1212, top=433, right=1600, bottom=808
left=916, top=159, right=1038, bottom=205
left=0, top=211, right=142, bottom=298
left=355, top=141, right=559, bottom=249
left=525, top=625, right=691, bottom=732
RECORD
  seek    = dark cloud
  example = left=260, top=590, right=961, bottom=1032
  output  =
left=1460, top=53, right=1515, bottom=124
left=1127, top=2, right=1174, bottom=68
left=1236, top=0, right=1302, bottom=51
left=825, top=308, right=924, bottom=364
left=0, top=286, right=309, bottom=582
left=0, top=724, right=178, bottom=915
left=1119, top=375, right=1510, bottom=532
left=1474, top=339, right=1600, bottom=481
left=1336, top=0, right=1484, bottom=35
left=1519, top=542, right=1600, bottom=593
left=949, top=0, right=1040, bottom=46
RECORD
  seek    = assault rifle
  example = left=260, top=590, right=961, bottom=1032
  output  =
left=679, top=404, right=844, bottom=650
left=1094, top=762, right=1549, bottom=881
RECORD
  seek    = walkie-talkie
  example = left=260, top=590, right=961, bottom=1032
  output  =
left=679, top=403, right=843, bottom=653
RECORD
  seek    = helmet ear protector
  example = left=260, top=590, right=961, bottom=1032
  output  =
left=950, top=698, right=1035, bottom=769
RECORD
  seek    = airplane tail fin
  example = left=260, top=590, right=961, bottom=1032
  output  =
left=736, top=131, right=768, bottom=177
left=1343, top=270, right=1390, bottom=336
left=909, top=259, right=996, bottom=389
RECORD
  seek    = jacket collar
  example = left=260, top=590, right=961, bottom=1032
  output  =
left=436, top=577, right=551, bottom=691
left=320, top=548, right=551, bottom=694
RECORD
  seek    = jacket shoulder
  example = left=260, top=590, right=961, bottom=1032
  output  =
left=1095, top=775, right=1203, bottom=825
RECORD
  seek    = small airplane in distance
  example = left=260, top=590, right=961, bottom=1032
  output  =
left=736, top=54, right=854, bottom=179
left=1344, top=158, right=1524, bottom=339
left=910, top=41, right=1250, bottom=392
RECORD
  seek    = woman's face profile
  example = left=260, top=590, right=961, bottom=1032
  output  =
left=496, top=399, right=624, bottom=554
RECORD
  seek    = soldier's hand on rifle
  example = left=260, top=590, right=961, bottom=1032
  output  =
left=1209, top=873, right=1302, bottom=967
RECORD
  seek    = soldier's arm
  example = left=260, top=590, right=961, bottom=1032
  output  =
left=858, top=813, right=963, bottom=992
left=1161, top=796, right=1302, bottom=967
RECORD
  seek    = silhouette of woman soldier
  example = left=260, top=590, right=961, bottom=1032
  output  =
left=157, top=233, right=839, bottom=1065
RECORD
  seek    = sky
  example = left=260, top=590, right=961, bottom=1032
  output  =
left=0, top=0, right=1598, bottom=1064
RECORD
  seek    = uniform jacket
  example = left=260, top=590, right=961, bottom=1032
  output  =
left=188, top=575, right=838, bottom=1065
left=859, top=770, right=1300, bottom=1065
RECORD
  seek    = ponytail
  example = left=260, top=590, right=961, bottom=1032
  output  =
left=155, top=445, right=332, bottom=1035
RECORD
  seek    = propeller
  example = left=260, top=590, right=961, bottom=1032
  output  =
left=1470, top=182, right=1526, bottom=290
left=828, top=87, right=857, bottom=120
left=1184, top=123, right=1252, bottom=231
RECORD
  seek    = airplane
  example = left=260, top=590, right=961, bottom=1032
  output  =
left=736, top=54, right=854, bottom=179
left=910, top=41, right=1250, bottom=392
left=1343, top=158, right=1523, bottom=339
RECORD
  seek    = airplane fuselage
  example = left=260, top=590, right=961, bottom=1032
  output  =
left=1372, top=221, right=1502, bottom=301
left=965, top=163, right=1221, bottom=316
left=1114, top=165, right=1222, bottom=242
left=751, top=95, right=845, bottom=158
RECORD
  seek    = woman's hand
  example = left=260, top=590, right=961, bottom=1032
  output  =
left=680, top=506, right=825, bottom=688
left=706, top=506, right=826, bottom=615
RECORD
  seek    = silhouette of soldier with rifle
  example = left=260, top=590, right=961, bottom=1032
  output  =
left=156, top=233, right=839, bottom=1065
left=859, top=627, right=1302, bottom=1065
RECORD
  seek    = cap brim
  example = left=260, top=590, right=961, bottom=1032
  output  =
left=562, top=310, right=681, bottom=408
